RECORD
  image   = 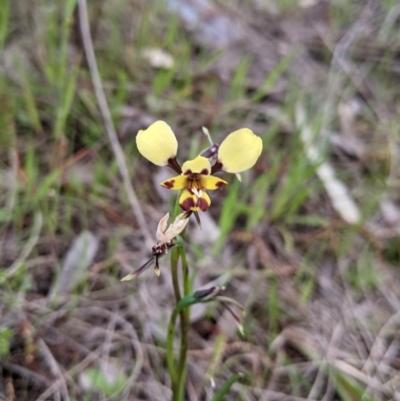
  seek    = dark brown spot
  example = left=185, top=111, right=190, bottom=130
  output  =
left=184, top=169, right=192, bottom=175
left=200, top=168, right=209, bottom=175
left=162, top=180, right=174, bottom=189
left=197, top=198, right=209, bottom=212
left=216, top=181, right=226, bottom=188
left=180, top=197, right=195, bottom=212
left=211, top=161, right=223, bottom=174
left=167, top=157, right=182, bottom=174
left=194, top=286, right=218, bottom=299
left=193, top=211, right=202, bottom=228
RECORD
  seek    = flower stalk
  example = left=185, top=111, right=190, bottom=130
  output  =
left=128, top=121, right=262, bottom=399
left=177, top=245, right=190, bottom=397
left=166, top=284, right=232, bottom=400
left=167, top=199, right=190, bottom=399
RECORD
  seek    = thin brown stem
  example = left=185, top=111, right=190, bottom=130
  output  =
left=77, top=0, right=152, bottom=247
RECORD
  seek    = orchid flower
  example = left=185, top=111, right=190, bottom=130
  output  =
left=136, top=121, right=262, bottom=222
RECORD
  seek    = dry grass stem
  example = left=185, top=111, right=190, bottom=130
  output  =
left=77, top=0, right=152, bottom=247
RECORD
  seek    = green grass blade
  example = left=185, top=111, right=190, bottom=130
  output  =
left=251, top=54, right=293, bottom=103
left=211, top=373, right=242, bottom=401
left=58, top=0, right=78, bottom=86
left=0, top=0, right=10, bottom=51
left=227, top=56, right=252, bottom=101
left=20, top=72, right=43, bottom=134
left=54, top=65, right=79, bottom=139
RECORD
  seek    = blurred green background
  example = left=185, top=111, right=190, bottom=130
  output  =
left=1, top=0, right=400, bottom=400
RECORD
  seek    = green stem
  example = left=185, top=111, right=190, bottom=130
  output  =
left=177, top=364, right=187, bottom=401
left=166, top=298, right=180, bottom=390
left=167, top=287, right=230, bottom=400
left=177, top=245, right=190, bottom=398
left=170, top=246, right=181, bottom=303
left=170, top=188, right=183, bottom=304
left=210, top=373, right=242, bottom=401
left=167, top=198, right=189, bottom=400
left=168, top=245, right=181, bottom=397
left=167, top=293, right=198, bottom=397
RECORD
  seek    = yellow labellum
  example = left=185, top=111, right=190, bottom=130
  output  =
left=179, top=189, right=211, bottom=212
left=218, top=128, right=262, bottom=173
left=136, top=120, right=178, bottom=166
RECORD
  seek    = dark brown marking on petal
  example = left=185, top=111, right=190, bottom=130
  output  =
left=183, top=169, right=192, bottom=175
left=183, top=211, right=192, bottom=219
left=194, top=211, right=202, bottom=228
left=216, top=181, right=227, bottom=188
left=197, top=197, right=210, bottom=212
left=152, top=242, right=175, bottom=260
left=167, top=157, right=182, bottom=174
left=200, top=168, right=209, bottom=175
left=211, top=161, right=223, bottom=174
left=180, top=197, right=195, bottom=212
left=162, top=180, right=175, bottom=189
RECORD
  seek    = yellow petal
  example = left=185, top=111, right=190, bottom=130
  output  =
left=217, top=129, right=262, bottom=173
left=161, top=175, right=187, bottom=190
left=201, top=175, right=227, bottom=190
left=182, top=156, right=211, bottom=175
left=179, top=189, right=211, bottom=212
left=136, top=121, right=178, bottom=166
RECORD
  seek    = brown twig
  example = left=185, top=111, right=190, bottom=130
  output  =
left=77, top=0, right=152, bottom=247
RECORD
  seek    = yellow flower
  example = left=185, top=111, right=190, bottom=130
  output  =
left=136, top=121, right=262, bottom=215
left=215, top=128, right=263, bottom=173
left=136, top=121, right=178, bottom=167
left=161, top=155, right=227, bottom=213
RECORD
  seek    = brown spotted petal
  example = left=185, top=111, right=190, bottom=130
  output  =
left=179, top=189, right=211, bottom=212
left=160, top=175, right=187, bottom=190
left=201, top=175, right=227, bottom=190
